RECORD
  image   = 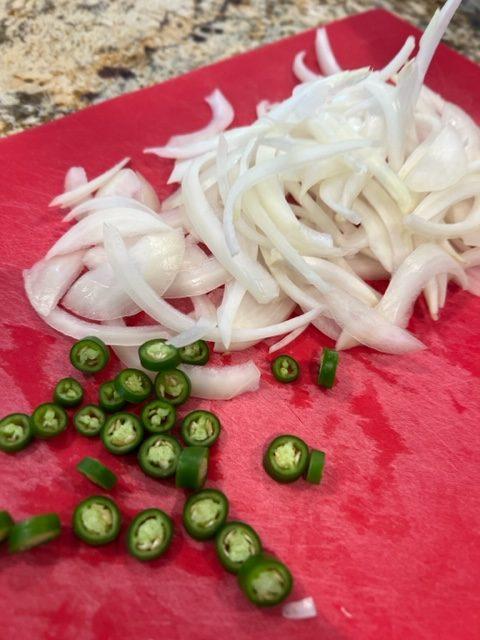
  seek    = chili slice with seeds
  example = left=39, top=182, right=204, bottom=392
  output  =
left=141, top=399, right=176, bottom=434
left=175, top=446, right=209, bottom=490
left=238, top=554, right=293, bottom=607
left=154, top=369, right=191, bottom=406
left=271, top=355, right=300, bottom=383
left=53, top=377, right=84, bottom=408
left=179, top=340, right=209, bottom=366
left=183, top=489, right=229, bottom=540
left=0, top=413, right=33, bottom=452
left=127, top=508, right=173, bottom=561
left=263, top=435, right=309, bottom=483
left=115, top=368, right=152, bottom=403
left=215, top=521, right=262, bottom=574
left=101, top=412, right=144, bottom=455
left=181, top=410, right=221, bottom=447
left=139, top=339, right=180, bottom=371
left=70, top=336, right=110, bottom=373
left=32, top=403, right=68, bottom=439
left=9, top=513, right=62, bottom=553
left=73, top=496, right=121, bottom=546
left=138, top=434, right=182, bottom=479
left=77, top=456, right=117, bottom=490
left=99, top=381, right=126, bottom=413
left=74, top=405, right=106, bottom=437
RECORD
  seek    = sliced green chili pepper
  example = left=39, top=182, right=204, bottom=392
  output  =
left=74, top=405, right=106, bottom=437
left=53, top=377, right=84, bottom=408
left=99, top=380, right=126, bottom=413
left=183, top=489, right=229, bottom=540
left=0, top=413, right=33, bottom=452
left=8, top=513, right=61, bottom=553
left=179, top=340, right=209, bottom=366
left=70, top=336, right=110, bottom=373
left=175, top=446, right=209, bottom=490
left=32, top=403, right=68, bottom=439
left=238, top=554, right=293, bottom=607
left=138, top=434, right=182, bottom=479
left=271, top=355, right=300, bottom=383
left=215, top=521, right=262, bottom=574
left=141, top=399, right=176, bottom=434
left=155, top=369, right=191, bottom=406
left=181, top=410, right=221, bottom=447
left=73, top=496, right=121, bottom=546
left=139, top=339, right=180, bottom=372
left=115, top=368, right=153, bottom=403
left=0, top=510, right=14, bottom=543
left=305, top=449, right=326, bottom=485
left=101, top=412, right=144, bottom=455
left=263, top=435, right=309, bottom=483
left=318, top=347, right=339, bottom=389
left=127, top=508, right=173, bottom=561
left=77, top=457, right=117, bottom=490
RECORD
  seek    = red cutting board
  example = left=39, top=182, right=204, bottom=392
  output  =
left=0, top=9, right=479, bottom=640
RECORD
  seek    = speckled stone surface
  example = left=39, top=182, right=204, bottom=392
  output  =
left=0, top=0, right=478, bottom=136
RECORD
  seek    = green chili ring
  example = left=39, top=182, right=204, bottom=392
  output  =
left=8, top=513, right=62, bottom=553
left=139, top=339, right=180, bottom=372
left=175, top=446, right=209, bottom=490
left=138, top=434, right=182, bottom=479
left=181, top=410, right=221, bottom=447
left=0, top=510, right=14, bottom=543
left=183, top=489, right=229, bottom=541
left=53, top=377, right=84, bottom=408
left=0, top=413, right=33, bottom=452
left=263, top=435, right=309, bottom=483
left=179, top=340, right=210, bottom=366
left=74, top=405, right=106, bottom=437
left=271, top=355, right=300, bottom=383
left=32, top=403, right=68, bottom=439
left=70, top=336, right=110, bottom=373
left=99, top=381, right=126, bottom=413
left=154, top=369, right=191, bottom=406
left=318, top=347, right=339, bottom=389
left=127, top=508, right=173, bottom=561
left=114, top=368, right=153, bottom=403
left=73, top=496, right=121, bottom=546
left=215, top=521, right=262, bottom=574
left=305, top=449, right=326, bottom=485
left=77, top=457, right=118, bottom=490
left=141, top=399, right=176, bottom=434
left=238, top=554, right=293, bottom=607
left=101, top=412, right=144, bottom=455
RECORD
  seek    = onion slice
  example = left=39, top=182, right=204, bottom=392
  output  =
left=50, top=158, right=130, bottom=208
left=178, top=362, right=260, bottom=400
left=282, top=597, right=317, bottom=620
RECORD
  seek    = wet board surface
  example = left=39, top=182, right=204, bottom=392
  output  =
left=0, top=9, right=479, bottom=640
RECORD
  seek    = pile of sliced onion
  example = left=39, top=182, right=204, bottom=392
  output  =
left=24, top=0, right=478, bottom=399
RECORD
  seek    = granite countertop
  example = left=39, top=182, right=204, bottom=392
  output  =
left=0, top=0, right=478, bottom=137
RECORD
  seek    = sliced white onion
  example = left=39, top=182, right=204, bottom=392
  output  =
left=64, top=195, right=154, bottom=222
left=23, top=251, right=84, bottom=317
left=268, top=324, right=308, bottom=353
left=96, top=168, right=142, bottom=199
left=282, top=597, right=317, bottom=620
left=41, top=307, right=169, bottom=346
left=315, top=28, right=342, bottom=75
left=64, top=167, right=87, bottom=192
left=167, top=89, right=234, bottom=147
left=178, top=362, right=260, bottom=400
left=293, top=51, right=320, bottom=83
left=46, top=208, right=171, bottom=258
left=50, top=157, right=130, bottom=208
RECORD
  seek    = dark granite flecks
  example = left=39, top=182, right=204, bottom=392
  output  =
left=0, top=0, right=478, bottom=136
